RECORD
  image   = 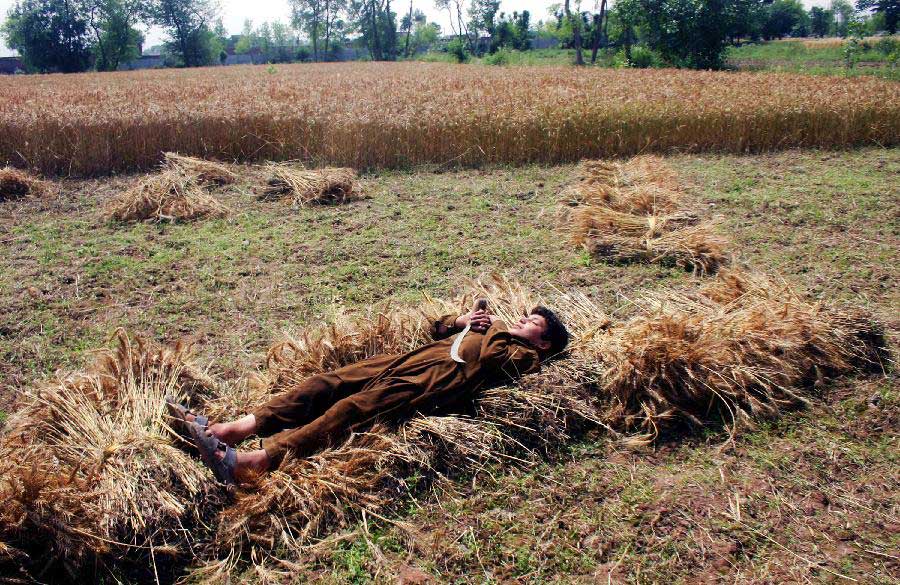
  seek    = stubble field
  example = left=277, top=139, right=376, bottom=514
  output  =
left=0, top=148, right=897, bottom=583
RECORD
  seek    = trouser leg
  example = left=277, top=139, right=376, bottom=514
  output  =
left=261, top=380, right=421, bottom=466
left=250, top=373, right=355, bottom=438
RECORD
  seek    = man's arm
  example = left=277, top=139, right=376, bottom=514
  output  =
left=430, top=309, right=493, bottom=340
left=430, top=314, right=463, bottom=340
left=479, top=320, right=541, bottom=381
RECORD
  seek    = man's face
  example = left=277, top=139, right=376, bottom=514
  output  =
left=508, top=312, right=550, bottom=351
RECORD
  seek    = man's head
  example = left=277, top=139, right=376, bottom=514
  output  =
left=508, top=305, right=570, bottom=358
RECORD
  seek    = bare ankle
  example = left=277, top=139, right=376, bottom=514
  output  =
left=235, top=449, right=270, bottom=476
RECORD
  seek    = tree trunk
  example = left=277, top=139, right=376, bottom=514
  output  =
left=602, top=3, right=609, bottom=44
left=324, top=0, right=332, bottom=55
left=385, top=0, right=393, bottom=59
left=458, top=1, right=475, bottom=54
left=590, top=0, right=606, bottom=64
left=370, top=0, right=382, bottom=60
left=589, top=14, right=600, bottom=64
left=565, top=0, right=584, bottom=65
left=404, top=0, right=413, bottom=57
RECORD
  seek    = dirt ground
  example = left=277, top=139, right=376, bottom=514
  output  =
left=0, top=148, right=897, bottom=583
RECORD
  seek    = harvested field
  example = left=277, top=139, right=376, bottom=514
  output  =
left=0, top=149, right=896, bottom=583
left=0, top=63, right=898, bottom=176
left=0, top=269, right=885, bottom=581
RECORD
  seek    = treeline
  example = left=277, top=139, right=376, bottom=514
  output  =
left=2, top=0, right=226, bottom=72
left=0, top=0, right=450, bottom=72
left=2, top=0, right=898, bottom=73
left=544, top=0, right=898, bottom=69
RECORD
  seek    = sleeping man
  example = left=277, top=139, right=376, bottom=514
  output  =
left=167, top=302, right=569, bottom=485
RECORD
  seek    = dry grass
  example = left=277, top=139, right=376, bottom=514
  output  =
left=1, top=63, right=898, bottom=176
left=0, top=167, right=50, bottom=201
left=0, top=272, right=887, bottom=581
left=564, top=156, right=684, bottom=214
left=566, top=156, right=730, bottom=274
left=0, top=330, right=220, bottom=570
left=260, top=165, right=359, bottom=206
left=790, top=36, right=895, bottom=49
left=103, top=168, right=231, bottom=223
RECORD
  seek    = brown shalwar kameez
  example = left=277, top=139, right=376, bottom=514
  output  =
left=251, top=315, right=542, bottom=465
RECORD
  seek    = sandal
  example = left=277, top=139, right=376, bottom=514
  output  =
left=165, top=396, right=209, bottom=437
left=189, top=421, right=237, bottom=486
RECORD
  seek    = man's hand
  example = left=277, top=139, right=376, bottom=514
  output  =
left=455, top=309, right=493, bottom=333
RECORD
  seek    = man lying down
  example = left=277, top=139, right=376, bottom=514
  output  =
left=166, top=301, right=570, bottom=486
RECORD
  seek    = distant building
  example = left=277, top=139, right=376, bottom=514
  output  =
left=119, top=54, right=164, bottom=71
left=0, top=56, right=25, bottom=75
left=532, top=37, right=560, bottom=50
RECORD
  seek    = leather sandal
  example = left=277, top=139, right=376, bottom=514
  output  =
left=189, top=422, right=237, bottom=486
left=165, top=396, right=209, bottom=437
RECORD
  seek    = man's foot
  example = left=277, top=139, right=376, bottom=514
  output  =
left=228, top=448, right=271, bottom=479
left=190, top=421, right=272, bottom=486
left=183, top=413, right=257, bottom=445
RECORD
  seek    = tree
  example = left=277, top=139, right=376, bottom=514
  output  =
left=401, top=6, right=427, bottom=56
left=349, top=0, right=396, bottom=60
left=856, top=0, right=897, bottom=33
left=589, top=0, right=608, bottom=64
left=407, top=16, right=438, bottom=54
left=564, top=0, right=584, bottom=64
left=2, top=0, right=94, bottom=72
left=323, top=0, right=348, bottom=56
left=144, top=0, right=218, bottom=66
left=468, top=0, right=498, bottom=55
left=809, top=6, right=834, bottom=37
left=761, top=0, right=807, bottom=39
left=83, top=0, right=144, bottom=71
left=435, top=0, right=474, bottom=53
left=831, top=0, right=856, bottom=36
left=234, top=18, right=254, bottom=53
left=725, top=0, right=766, bottom=42
left=291, top=0, right=324, bottom=60
left=616, top=0, right=736, bottom=69
left=610, top=0, right=639, bottom=61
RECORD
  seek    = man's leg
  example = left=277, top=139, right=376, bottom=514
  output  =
left=191, top=373, right=353, bottom=445
left=260, top=379, right=420, bottom=467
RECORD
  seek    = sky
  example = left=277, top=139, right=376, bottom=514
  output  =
left=0, top=0, right=831, bottom=58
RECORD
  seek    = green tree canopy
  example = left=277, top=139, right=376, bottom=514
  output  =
left=143, top=0, right=218, bottom=66
left=809, top=6, right=834, bottom=37
left=2, top=0, right=95, bottom=72
left=857, top=0, right=898, bottom=33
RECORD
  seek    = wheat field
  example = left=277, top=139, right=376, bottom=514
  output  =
left=1, top=62, right=898, bottom=176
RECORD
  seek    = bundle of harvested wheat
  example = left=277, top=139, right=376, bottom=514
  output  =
left=583, top=221, right=730, bottom=274
left=577, top=269, right=887, bottom=444
left=0, top=330, right=220, bottom=576
left=162, top=152, right=237, bottom=186
left=0, top=167, right=50, bottom=201
left=565, top=155, right=729, bottom=274
left=260, top=165, right=359, bottom=206
left=104, top=169, right=231, bottom=223
left=195, top=425, right=413, bottom=582
left=191, top=276, right=603, bottom=581
left=564, top=156, right=683, bottom=215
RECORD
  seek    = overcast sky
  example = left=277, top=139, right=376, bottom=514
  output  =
left=0, top=0, right=831, bottom=59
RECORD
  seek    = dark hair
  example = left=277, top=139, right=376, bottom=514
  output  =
left=531, top=305, right=570, bottom=358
